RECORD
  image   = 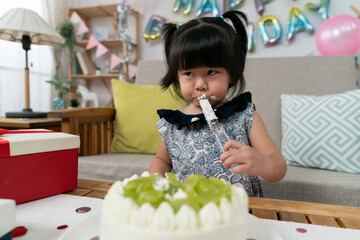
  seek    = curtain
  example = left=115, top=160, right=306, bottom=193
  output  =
left=41, top=0, right=69, bottom=81
left=0, top=0, right=55, bottom=116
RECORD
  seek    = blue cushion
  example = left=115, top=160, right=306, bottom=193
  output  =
left=281, top=89, right=360, bottom=173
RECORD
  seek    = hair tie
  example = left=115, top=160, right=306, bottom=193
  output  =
left=176, top=24, right=180, bottom=29
left=220, top=15, right=224, bottom=20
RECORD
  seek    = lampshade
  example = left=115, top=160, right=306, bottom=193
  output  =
left=0, top=8, right=65, bottom=118
left=0, top=8, right=64, bottom=45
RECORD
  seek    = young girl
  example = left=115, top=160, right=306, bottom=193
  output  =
left=149, top=10, right=287, bottom=197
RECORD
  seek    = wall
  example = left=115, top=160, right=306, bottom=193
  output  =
left=70, top=0, right=360, bottom=60
left=69, top=0, right=360, bottom=107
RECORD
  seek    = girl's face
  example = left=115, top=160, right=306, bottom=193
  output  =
left=178, top=67, right=232, bottom=110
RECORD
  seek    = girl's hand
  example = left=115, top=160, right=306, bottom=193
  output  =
left=220, top=140, right=269, bottom=176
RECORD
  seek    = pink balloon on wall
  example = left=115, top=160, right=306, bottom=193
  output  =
left=316, top=15, right=360, bottom=55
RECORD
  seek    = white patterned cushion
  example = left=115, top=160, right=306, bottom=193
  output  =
left=281, top=89, right=360, bottom=173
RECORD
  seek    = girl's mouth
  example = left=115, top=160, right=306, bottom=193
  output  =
left=195, top=93, right=217, bottom=100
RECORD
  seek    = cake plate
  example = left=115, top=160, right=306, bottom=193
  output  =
left=59, top=213, right=283, bottom=240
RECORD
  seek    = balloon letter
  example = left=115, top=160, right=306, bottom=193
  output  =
left=316, top=15, right=360, bottom=55
left=254, top=0, right=272, bottom=16
left=247, top=22, right=255, bottom=53
left=286, top=7, right=314, bottom=43
left=195, top=0, right=220, bottom=18
left=305, top=0, right=330, bottom=21
left=258, top=16, right=282, bottom=47
left=223, top=0, right=245, bottom=12
left=172, top=0, right=195, bottom=17
left=143, top=15, right=166, bottom=42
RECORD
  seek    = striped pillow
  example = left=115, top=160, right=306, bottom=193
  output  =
left=281, top=89, right=360, bottom=173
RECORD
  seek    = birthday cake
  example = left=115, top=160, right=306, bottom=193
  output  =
left=100, top=172, right=248, bottom=240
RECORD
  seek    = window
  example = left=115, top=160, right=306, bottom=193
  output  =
left=0, top=0, right=54, bottom=116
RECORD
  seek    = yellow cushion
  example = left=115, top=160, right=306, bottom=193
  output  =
left=111, top=79, right=187, bottom=154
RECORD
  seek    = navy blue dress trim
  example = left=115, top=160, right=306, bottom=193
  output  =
left=157, top=92, right=252, bottom=129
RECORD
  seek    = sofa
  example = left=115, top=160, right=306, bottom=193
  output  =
left=48, top=55, right=360, bottom=207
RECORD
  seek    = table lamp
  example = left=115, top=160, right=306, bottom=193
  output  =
left=0, top=8, right=64, bottom=118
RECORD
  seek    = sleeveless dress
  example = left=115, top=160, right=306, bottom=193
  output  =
left=157, top=92, right=263, bottom=197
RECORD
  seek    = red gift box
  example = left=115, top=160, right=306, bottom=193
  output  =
left=0, top=129, right=80, bottom=204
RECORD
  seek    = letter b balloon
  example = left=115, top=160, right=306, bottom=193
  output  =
left=316, top=15, right=360, bottom=55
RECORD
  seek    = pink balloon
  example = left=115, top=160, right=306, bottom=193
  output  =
left=316, top=15, right=360, bottom=56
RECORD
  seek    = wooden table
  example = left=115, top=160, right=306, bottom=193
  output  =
left=0, top=117, right=61, bottom=131
left=66, top=179, right=360, bottom=230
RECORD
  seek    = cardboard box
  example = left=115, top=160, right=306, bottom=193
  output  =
left=0, top=129, right=80, bottom=204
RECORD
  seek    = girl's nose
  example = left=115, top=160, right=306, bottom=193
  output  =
left=195, top=77, right=207, bottom=91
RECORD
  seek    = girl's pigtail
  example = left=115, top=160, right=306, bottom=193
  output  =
left=160, top=23, right=179, bottom=91
left=222, top=10, right=248, bottom=54
left=162, top=23, right=178, bottom=65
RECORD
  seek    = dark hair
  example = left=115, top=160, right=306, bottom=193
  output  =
left=160, top=10, right=248, bottom=99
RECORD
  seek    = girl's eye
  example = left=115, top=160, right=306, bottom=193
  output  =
left=184, top=72, right=194, bottom=77
left=208, top=70, right=217, bottom=76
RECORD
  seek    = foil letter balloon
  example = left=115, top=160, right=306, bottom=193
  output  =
left=254, top=0, right=273, bottom=16
left=143, top=15, right=167, bottom=42
left=305, top=0, right=330, bottom=21
left=258, top=16, right=282, bottom=47
left=247, top=22, right=255, bottom=53
left=316, top=14, right=360, bottom=55
left=223, top=0, right=245, bottom=12
left=286, top=7, right=314, bottom=43
left=195, top=0, right=220, bottom=18
left=117, top=1, right=132, bottom=55
left=172, top=0, right=194, bottom=17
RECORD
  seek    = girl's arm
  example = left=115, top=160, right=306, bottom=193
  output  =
left=220, top=111, right=287, bottom=182
left=149, top=140, right=173, bottom=177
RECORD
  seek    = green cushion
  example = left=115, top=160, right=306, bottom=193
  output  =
left=111, top=80, right=187, bottom=154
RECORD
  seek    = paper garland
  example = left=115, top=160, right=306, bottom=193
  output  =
left=76, top=21, right=89, bottom=35
left=86, top=34, right=119, bottom=70
left=110, top=54, right=122, bottom=70
left=128, top=64, right=137, bottom=79
left=70, top=17, right=126, bottom=72
left=70, top=11, right=82, bottom=25
left=70, top=13, right=134, bottom=76
left=94, top=43, right=108, bottom=58
left=84, top=33, right=137, bottom=77
left=86, top=35, right=100, bottom=50
left=70, top=11, right=89, bottom=36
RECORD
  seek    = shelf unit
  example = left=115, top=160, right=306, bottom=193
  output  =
left=67, top=3, right=140, bottom=83
left=75, top=39, right=137, bottom=49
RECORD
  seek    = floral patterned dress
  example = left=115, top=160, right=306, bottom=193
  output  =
left=157, top=92, right=263, bottom=197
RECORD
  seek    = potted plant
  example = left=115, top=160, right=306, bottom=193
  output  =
left=69, top=98, right=81, bottom=108
left=95, top=67, right=101, bottom=75
left=58, top=21, right=76, bottom=52
left=57, top=21, right=82, bottom=74
left=68, top=85, right=82, bottom=108
left=46, top=72, right=74, bottom=110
